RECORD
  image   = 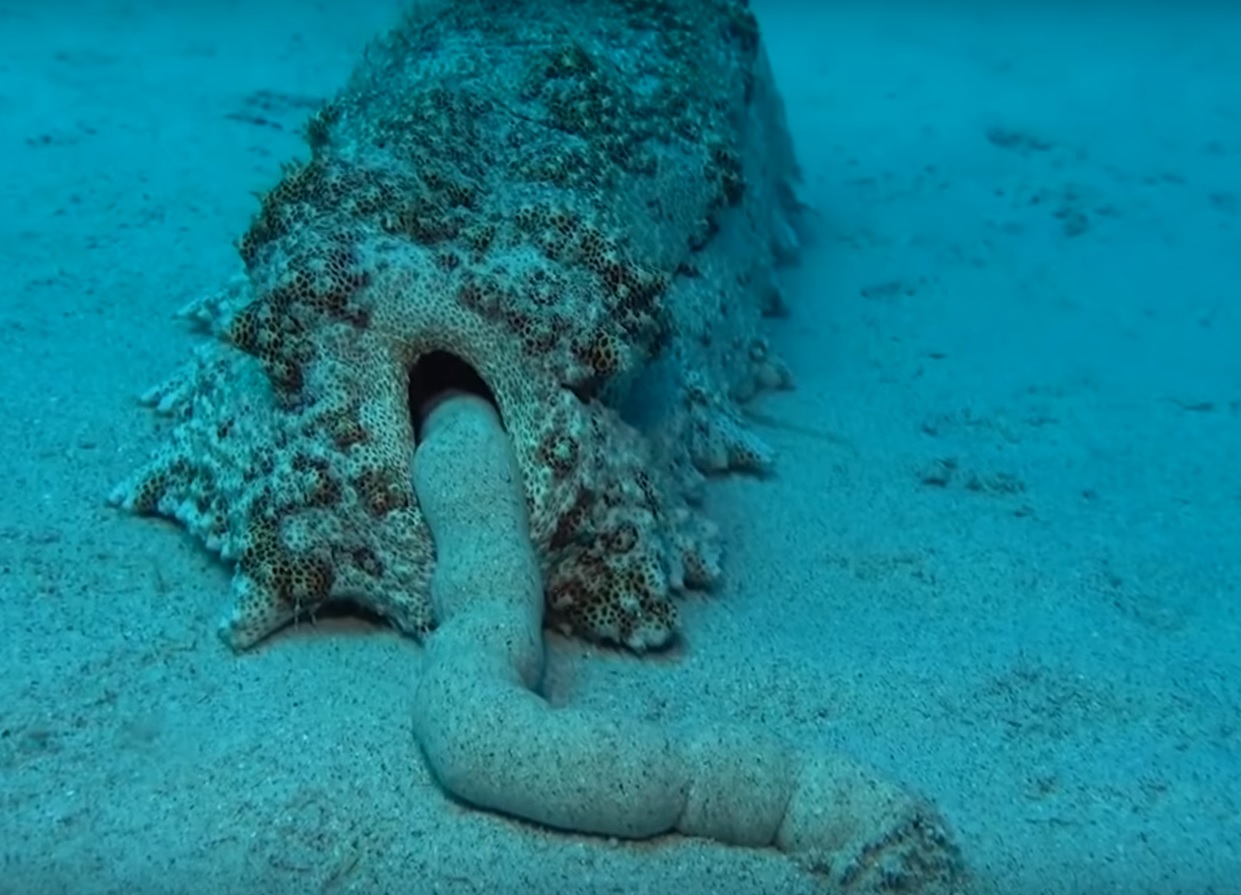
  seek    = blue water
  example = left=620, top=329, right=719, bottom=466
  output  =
left=1, top=2, right=1238, bottom=893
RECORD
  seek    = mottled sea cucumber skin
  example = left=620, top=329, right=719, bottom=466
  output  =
left=112, top=0, right=807, bottom=651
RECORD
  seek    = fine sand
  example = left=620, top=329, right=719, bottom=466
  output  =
left=2, top=2, right=1238, bottom=893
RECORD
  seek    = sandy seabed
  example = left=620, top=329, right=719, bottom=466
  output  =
left=2, top=2, right=1238, bottom=893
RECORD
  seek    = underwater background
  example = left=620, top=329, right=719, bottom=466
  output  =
left=1, top=1, right=1238, bottom=893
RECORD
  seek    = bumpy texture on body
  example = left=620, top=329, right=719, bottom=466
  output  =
left=110, top=0, right=805, bottom=651
left=411, top=392, right=964, bottom=894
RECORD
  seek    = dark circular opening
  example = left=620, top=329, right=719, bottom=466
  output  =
left=408, top=351, right=498, bottom=441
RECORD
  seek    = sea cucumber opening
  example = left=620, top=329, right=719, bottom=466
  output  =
left=408, top=350, right=498, bottom=442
